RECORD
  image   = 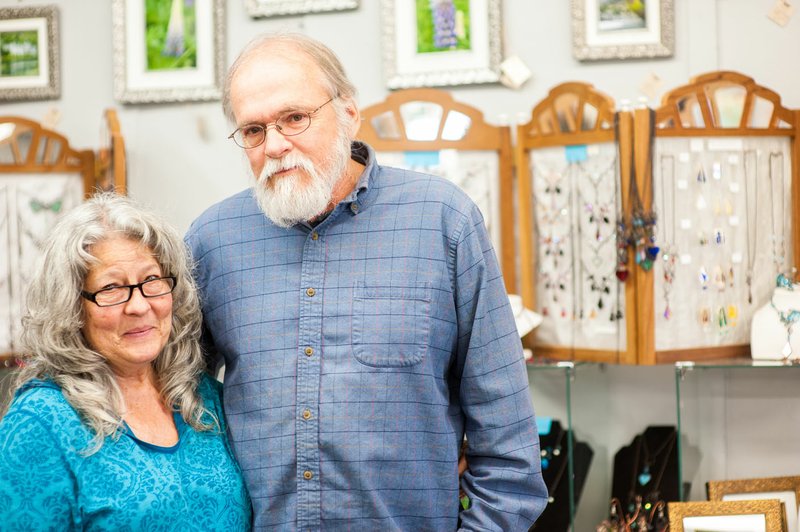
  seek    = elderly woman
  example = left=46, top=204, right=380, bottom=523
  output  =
left=0, top=193, right=251, bottom=530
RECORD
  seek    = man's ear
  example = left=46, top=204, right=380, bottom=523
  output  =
left=342, top=98, right=362, bottom=138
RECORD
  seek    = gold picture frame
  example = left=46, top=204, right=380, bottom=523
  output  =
left=708, top=476, right=800, bottom=532
left=668, top=500, right=785, bottom=532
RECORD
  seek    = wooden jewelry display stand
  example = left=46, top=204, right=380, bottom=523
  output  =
left=0, top=110, right=126, bottom=367
left=517, top=72, right=800, bottom=365
left=515, top=82, right=639, bottom=364
left=639, top=71, right=800, bottom=364
left=357, top=88, right=517, bottom=293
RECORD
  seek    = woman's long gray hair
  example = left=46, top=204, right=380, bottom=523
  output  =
left=8, top=192, right=213, bottom=452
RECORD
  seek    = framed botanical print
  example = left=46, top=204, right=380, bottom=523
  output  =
left=571, top=0, right=674, bottom=61
left=381, top=0, right=503, bottom=89
left=245, top=0, right=359, bottom=18
left=0, top=5, right=60, bottom=102
left=111, top=0, right=225, bottom=103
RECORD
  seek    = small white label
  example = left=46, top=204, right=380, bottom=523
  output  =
left=731, top=252, right=743, bottom=264
left=768, top=0, right=794, bottom=27
left=729, top=182, right=740, bottom=193
left=708, top=138, right=744, bottom=151
left=680, top=218, right=692, bottom=230
left=677, top=179, right=688, bottom=190
left=680, top=254, right=692, bottom=265
left=728, top=154, right=739, bottom=164
left=679, top=152, right=690, bottom=163
left=587, top=145, right=600, bottom=156
left=690, top=139, right=705, bottom=152
left=729, top=215, right=740, bottom=226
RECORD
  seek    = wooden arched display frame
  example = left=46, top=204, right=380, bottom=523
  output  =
left=515, top=82, right=639, bottom=364
left=0, top=111, right=127, bottom=368
left=357, top=88, right=518, bottom=293
left=637, top=71, right=800, bottom=364
left=96, top=108, right=128, bottom=195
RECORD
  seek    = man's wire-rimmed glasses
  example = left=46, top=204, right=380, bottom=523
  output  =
left=81, top=276, right=177, bottom=307
left=228, top=97, right=336, bottom=149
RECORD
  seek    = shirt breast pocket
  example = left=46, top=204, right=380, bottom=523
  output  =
left=352, top=281, right=432, bottom=368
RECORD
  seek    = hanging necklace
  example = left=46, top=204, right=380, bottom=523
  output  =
left=626, top=111, right=659, bottom=271
left=768, top=151, right=786, bottom=276
left=545, top=437, right=569, bottom=505
left=539, top=426, right=564, bottom=471
left=742, top=149, right=759, bottom=304
left=659, top=154, right=677, bottom=319
left=630, top=429, right=676, bottom=501
left=771, top=273, right=800, bottom=359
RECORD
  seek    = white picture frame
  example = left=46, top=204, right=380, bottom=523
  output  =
left=0, top=5, right=60, bottom=102
left=244, top=0, right=358, bottom=18
left=111, top=0, right=225, bottom=104
left=571, top=0, right=674, bottom=61
left=381, top=0, right=503, bottom=89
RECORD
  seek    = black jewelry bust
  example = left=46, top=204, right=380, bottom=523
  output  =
left=611, top=425, right=679, bottom=513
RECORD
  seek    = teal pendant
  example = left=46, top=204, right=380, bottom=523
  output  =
left=638, top=465, right=652, bottom=486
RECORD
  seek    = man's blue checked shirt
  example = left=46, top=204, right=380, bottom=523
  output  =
left=186, top=142, right=547, bottom=531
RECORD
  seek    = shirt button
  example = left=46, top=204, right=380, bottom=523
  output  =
left=306, top=287, right=316, bottom=297
left=303, top=470, right=313, bottom=480
left=304, top=346, right=314, bottom=357
left=350, top=203, right=359, bottom=214
left=302, top=409, right=312, bottom=420
left=311, top=232, right=319, bottom=240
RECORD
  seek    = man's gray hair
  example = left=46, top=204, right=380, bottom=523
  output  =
left=222, top=32, right=358, bottom=123
left=8, top=192, right=213, bottom=452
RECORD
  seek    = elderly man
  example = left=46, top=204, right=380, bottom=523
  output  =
left=186, top=33, right=546, bottom=531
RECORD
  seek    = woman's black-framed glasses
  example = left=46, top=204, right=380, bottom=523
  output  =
left=81, top=276, right=177, bottom=307
left=228, top=97, right=336, bottom=149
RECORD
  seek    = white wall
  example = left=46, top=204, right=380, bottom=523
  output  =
left=2, top=0, right=799, bottom=232
left=3, top=0, right=800, bottom=527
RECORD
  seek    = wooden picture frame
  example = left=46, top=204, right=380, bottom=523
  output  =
left=708, top=476, right=800, bottom=532
left=244, top=0, right=358, bottom=18
left=111, top=0, right=225, bottom=104
left=0, top=5, right=60, bottom=102
left=571, top=0, right=674, bottom=61
left=381, top=0, right=502, bottom=89
left=668, top=499, right=786, bottom=532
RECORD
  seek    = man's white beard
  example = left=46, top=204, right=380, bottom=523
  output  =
left=252, top=132, right=351, bottom=228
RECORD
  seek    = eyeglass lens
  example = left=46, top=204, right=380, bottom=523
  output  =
left=93, top=277, right=175, bottom=306
left=237, top=111, right=312, bottom=148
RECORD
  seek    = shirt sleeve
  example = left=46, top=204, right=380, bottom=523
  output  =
left=0, top=409, right=77, bottom=530
left=451, top=205, right=548, bottom=531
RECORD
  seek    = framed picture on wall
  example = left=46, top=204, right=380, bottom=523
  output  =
left=0, top=5, right=60, bottom=102
left=381, top=0, right=503, bottom=89
left=111, top=0, right=225, bottom=104
left=571, top=0, right=674, bottom=61
left=245, top=0, right=359, bottom=18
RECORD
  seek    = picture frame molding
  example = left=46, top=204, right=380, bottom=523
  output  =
left=571, top=0, right=675, bottom=61
left=244, top=0, right=359, bottom=18
left=380, top=0, right=503, bottom=90
left=668, top=499, right=785, bottom=532
left=0, top=5, right=60, bottom=102
left=111, top=0, right=226, bottom=104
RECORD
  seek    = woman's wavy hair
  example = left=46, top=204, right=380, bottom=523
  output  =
left=7, top=192, right=214, bottom=452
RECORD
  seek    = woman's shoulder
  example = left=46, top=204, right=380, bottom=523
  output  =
left=196, top=373, right=224, bottom=411
left=7, top=379, right=73, bottom=420
left=0, top=379, right=90, bottom=452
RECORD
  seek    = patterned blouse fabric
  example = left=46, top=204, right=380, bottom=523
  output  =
left=0, top=374, right=251, bottom=531
left=186, top=142, right=547, bottom=531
